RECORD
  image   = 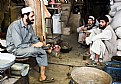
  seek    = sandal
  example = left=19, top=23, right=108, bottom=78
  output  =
left=86, top=60, right=98, bottom=67
left=83, top=52, right=91, bottom=56
left=39, top=77, right=55, bottom=83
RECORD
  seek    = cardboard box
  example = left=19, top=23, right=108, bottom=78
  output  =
left=62, top=27, right=71, bottom=35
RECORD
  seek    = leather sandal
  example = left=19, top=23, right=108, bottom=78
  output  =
left=39, top=77, right=55, bottom=83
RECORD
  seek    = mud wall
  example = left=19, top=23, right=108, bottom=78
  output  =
left=0, top=0, right=24, bottom=33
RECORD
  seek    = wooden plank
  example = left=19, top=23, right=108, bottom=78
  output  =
left=24, top=0, right=42, bottom=40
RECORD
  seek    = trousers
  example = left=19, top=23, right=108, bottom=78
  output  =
left=14, top=46, right=48, bottom=66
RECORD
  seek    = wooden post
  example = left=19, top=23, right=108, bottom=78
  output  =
left=40, top=0, right=46, bottom=44
left=24, top=0, right=51, bottom=43
left=24, top=0, right=43, bottom=40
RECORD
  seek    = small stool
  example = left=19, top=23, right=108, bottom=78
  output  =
left=15, top=57, right=29, bottom=62
left=15, top=56, right=34, bottom=66
left=15, top=56, right=39, bottom=73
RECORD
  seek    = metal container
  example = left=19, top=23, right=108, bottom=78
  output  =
left=52, top=14, right=62, bottom=34
left=71, top=67, right=112, bottom=84
left=105, top=56, right=121, bottom=82
left=105, top=61, right=121, bottom=82
left=0, top=53, right=15, bottom=71
left=60, top=42, right=72, bottom=53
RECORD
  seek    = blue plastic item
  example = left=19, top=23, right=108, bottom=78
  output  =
left=112, top=82, right=121, bottom=84
left=104, top=61, right=121, bottom=82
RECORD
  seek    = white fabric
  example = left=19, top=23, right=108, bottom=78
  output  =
left=110, top=0, right=114, bottom=6
left=117, top=39, right=121, bottom=50
left=0, top=39, right=6, bottom=47
left=115, top=27, right=121, bottom=38
left=117, top=4, right=121, bottom=11
left=105, top=15, right=112, bottom=23
left=89, top=16, right=95, bottom=20
left=86, top=25, right=117, bottom=62
left=43, top=0, right=48, bottom=5
left=114, top=0, right=121, bottom=2
left=86, top=28, right=112, bottom=43
left=21, top=7, right=33, bottom=14
left=109, top=2, right=121, bottom=16
left=77, top=26, right=97, bottom=42
left=86, top=28, right=102, bottom=45
left=110, top=8, right=121, bottom=29
left=86, top=29, right=111, bottom=60
left=90, top=39, right=106, bottom=60
left=116, top=51, right=121, bottom=56
left=77, top=26, right=84, bottom=42
left=11, top=63, right=29, bottom=76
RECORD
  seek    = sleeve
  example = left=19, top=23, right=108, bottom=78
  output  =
left=91, top=30, right=112, bottom=42
left=11, top=24, right=31, bottom=48
left=86, top=37, right=92, bottom=45
left=77, top=26, right=84, bottom=32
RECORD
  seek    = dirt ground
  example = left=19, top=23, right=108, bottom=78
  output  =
left=1, top=30, right=105, bottom=84
left=28, top=32, right=90, bottom=84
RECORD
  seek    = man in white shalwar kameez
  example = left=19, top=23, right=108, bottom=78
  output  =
left=77, top=16, right=97, bottom=45
left=86, top=15, right=117, bottom=64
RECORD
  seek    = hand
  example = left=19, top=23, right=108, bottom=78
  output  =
left=81, top=27, right=87, bottom=31
left=83, top=27, right=87, bottom=31
left=32, top=42, right=43, bottom=48
left=85, top=37, right=92, bottom=45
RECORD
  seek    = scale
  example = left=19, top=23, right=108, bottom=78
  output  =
left=0, top=50, right=16, bottom=83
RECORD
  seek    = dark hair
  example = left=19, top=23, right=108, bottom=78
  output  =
left=21, top=12, right=30, bottom=18
left=97, top=16, right=109, bottom=22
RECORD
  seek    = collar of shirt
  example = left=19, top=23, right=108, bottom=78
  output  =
left=20, top=18, right=26, bottom=28
left=20, top=19, right=31, bottom=29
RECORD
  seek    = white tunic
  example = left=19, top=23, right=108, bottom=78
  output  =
left=77, top=26, right=85, bottom=42
left=77, top=25, right=97, bottom=42
left=86, top=25, right=117, bottom=62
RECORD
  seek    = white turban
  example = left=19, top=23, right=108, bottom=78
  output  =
left=21, top=7, right=33, bottom=14
left=89, top=16, right=95, bottom=21
left=105, top=15, right=112, bottom=23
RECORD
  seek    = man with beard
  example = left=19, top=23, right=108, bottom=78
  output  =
left=6, top=7, right=53, bottom=82
left=86, top=15, right=117, bottom=64
left=77, top=16, right=97, bottom=48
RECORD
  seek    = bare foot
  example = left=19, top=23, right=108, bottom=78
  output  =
left=39, top=76, right=46, bottom=81
left=84, top=52, right=91, bottom=56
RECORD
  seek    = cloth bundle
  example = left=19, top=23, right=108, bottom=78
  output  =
left=11, top=63, right=30, bottom=76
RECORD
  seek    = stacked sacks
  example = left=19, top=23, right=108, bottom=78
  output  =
left=111, top=10, right=121, bottom=29
left=117, top=39, right=121, bottom=56
left=110, top=1, right=121, bottom=56
left=109, top=0, right=121, bottom=17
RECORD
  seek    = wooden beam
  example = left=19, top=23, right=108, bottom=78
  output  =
left=24, top=0, right=42, bottom=40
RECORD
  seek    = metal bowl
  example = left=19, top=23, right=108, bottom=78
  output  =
left=71, top=67, right=112, bottom=84
left=0, top=53, right=16, bottom=71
